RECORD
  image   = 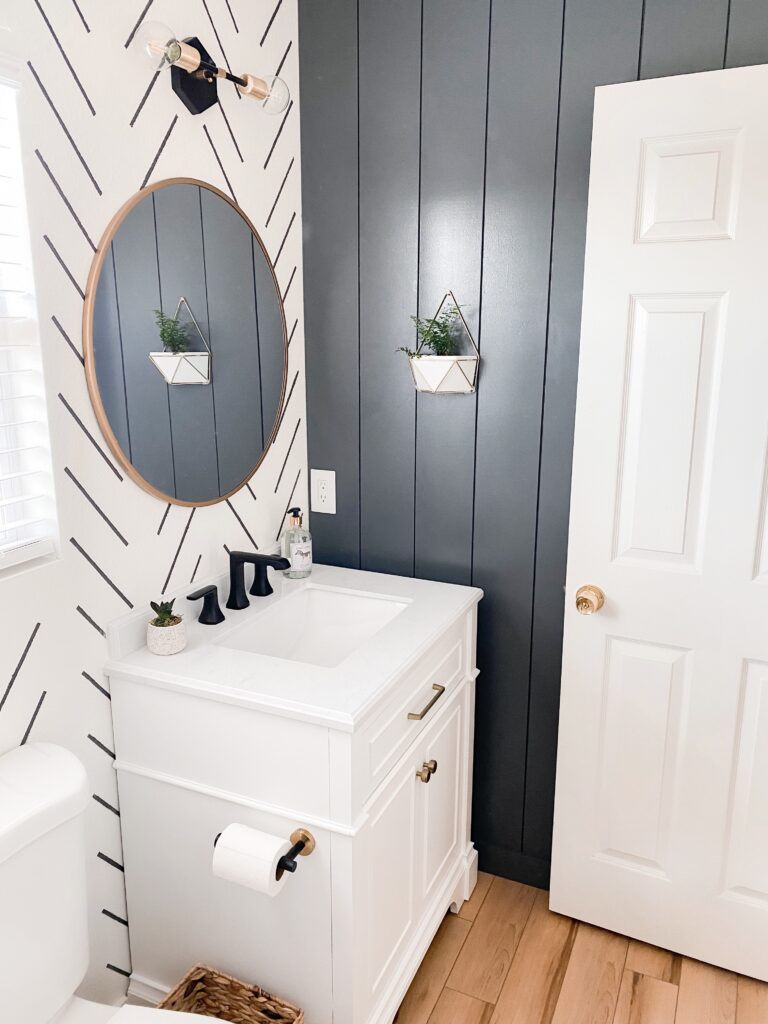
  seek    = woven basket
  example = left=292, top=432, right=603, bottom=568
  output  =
left=158, top=964, right=304, bottom=1023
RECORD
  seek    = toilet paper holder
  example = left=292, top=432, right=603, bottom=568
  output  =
left=213, top=827, right=316, bottom=882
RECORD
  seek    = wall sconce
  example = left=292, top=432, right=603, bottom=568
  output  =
left=135, top=21, right=290, bottom=116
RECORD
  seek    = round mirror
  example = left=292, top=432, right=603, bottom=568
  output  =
left=83, top=178, right=287, bottom=506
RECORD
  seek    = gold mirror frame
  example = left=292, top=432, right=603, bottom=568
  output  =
left=82, top=178, right=288, bottom=507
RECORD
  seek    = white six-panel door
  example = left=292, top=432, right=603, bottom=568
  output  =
left=550, top=64, right=768, bottom=981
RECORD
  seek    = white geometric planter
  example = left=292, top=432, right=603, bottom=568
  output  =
left=149, top=351, right=211, bottom=385
left=146, top=618, right=187, bottom=656
left=409, top=354, right=479, bottom=394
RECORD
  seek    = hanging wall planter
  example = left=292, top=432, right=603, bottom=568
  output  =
left=401, top=291, right=479, bottom=394
left=150, top=297, right=211, bottom=385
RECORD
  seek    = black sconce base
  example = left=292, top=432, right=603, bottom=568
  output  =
left=171, top=37, right=218, bottom=115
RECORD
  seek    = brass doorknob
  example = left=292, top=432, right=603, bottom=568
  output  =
left=416, top=760, right=438, bottom=783
left=575, top=585, right=605, bottom=615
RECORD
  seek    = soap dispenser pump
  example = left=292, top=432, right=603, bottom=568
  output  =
left=281, top=506, right=312, bottom=579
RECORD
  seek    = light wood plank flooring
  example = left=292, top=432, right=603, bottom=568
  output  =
left=395, top=874, right=767, bottom=1024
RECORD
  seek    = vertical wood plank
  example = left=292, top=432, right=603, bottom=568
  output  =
left=253, top=233, right=285, bottom=446
left=299, top=0, right=360, bottom=566
left=110, top=193, right=175, bottom=497
left=397, top=914, right=472, bottom=1024
left=413, top=0, right=490, bottom=586
left=725, top=1, right=768, bottom=68
left=358, top=0, right=420, bottom=576
left=525, top=0, right=644, bottom=866
left=447, top=877, right=537, bottom=1003
left=490, top=890, right=577, bottom=1024
left=612, top=970, right=677, bottom=1024
left=91, top=244, right=131, bottom=459
left=154, top=184, right=220, bottom=502
left=640, top=0, right=730, bottom=79
left=675, top=959, right=737, bottom=1024
left=471, top=0, right=564, bottom=867
left=549, top=923, right=628, bottom=1024
left=199, top=187, right=265, bottom=495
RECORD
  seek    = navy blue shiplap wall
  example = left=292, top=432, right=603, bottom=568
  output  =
left=299, top=0, right=768, bottom=887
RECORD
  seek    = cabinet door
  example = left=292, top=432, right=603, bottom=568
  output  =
left=420, top=698, right=463, bottom=905
left=364, top=750, right=420, bottom=1003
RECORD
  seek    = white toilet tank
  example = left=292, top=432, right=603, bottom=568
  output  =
left=0, top=742, right=91, bottom=1024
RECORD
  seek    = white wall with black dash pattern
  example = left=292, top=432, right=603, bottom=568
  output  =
left=0, top=0, right=307, bottom=1003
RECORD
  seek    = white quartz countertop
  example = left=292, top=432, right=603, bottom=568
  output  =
left=105, top=564, right=483, bottom=730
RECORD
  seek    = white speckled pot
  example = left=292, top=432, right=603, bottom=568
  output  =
left=146, top=618, right=186, bottom=656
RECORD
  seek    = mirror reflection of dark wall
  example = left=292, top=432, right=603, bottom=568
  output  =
left=88, top=180, right=286, bottom=505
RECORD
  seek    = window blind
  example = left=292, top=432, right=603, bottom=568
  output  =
left=0, top=73, right=57, bottom=571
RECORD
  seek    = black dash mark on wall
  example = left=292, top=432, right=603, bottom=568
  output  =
left=21, top=691, right=46, bottom=744
left=102, top=909, right=128, bottom=926
left=260, top=0, right=283, bottom=46
left=200, top=0, right=240, bottom=98
left=106, top=964, right=131, bottom=978
left=27, top=62, right=101, bottom=194
left=265, top=158, right=293, bottom=227
left=224, top=0, right=239, bottom=33
left=273, top=371, right=299, bottom=441
left=0, top=623, right=41, bottom=715
left=275, top=40, right=292, bottom=79
left=140, top=115, right=178, bottom=189
left=281, top=265, right=296, bottom=303
left=275, top=469, right=301, bottom=542
left=190, top=553, right=202, bottom=584
left=88, top=733, right=116, bottom=759
left=124, top=0, right=155, bottom=48
left=71, top=0, right=90, bottom=31
left=70, top=538, right=134, bottom=608
left=217, top=99, right=244, bottom=162
left=98, top=852, right=124, bottom=872
left=162, top=507, right=196, bottom=594
left=273, top=211, right=296, bottom=267
left=264, top=100, right=292, bottom=170
left=203, top=123, right=237, bottom=203
left=44, top=235, right=85, bottom=298
left=35, top=150, right=96, bottom=250
left=274, top=418, right=301, bottom=493
left=157, top=503, right=171, bottom=535
left=65, top=468, right=129, bottom=545
left=246, top=482, right=257, bottom=501
left=76, top=605, right=106, bottom=636
left=93, top=794, right=120, bottom=816
left=130, top=70, right=160, bottom=128
left=226, top=499, right=258, bottom=549
left=32, top=0, right=95, bottom=114
left=52, top=315, right=84, bottom=363
left=83, top=670, right=111, bottom=699
left=58, top=393, right=123, bottom=480
left=287, top=318, right=298, bottom=347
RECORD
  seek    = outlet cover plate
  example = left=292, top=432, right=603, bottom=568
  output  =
left=311, top=468, right=336, bottom=514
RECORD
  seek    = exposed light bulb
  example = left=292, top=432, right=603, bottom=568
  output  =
left=135, top=20, right=180, bottom=70
left=260, top=75, right=290, bottom=116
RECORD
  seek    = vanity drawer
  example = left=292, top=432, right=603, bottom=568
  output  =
left=363, top=623, right=465, bottom=797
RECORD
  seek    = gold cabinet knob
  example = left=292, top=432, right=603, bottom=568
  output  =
left=416, top=760, right=438, bottom=783
left=575, top=585, right=605, bottom=615
left=425, top=759, right=437, bottom=775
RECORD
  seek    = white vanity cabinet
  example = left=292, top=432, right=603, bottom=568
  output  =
left=107, top=566, right=482, bottom=1024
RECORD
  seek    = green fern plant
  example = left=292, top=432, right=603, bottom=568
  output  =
left=149, top=598, right=181, bottom=627
left=154, top=309, right=189, bottom=354
left=397, top=304, right=460, bottom=359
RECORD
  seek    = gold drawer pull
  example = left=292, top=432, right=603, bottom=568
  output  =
left=408, top=684, right=446, bottom=721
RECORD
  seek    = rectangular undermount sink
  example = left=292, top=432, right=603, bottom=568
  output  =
left=214, top=585, right=409, bottom=667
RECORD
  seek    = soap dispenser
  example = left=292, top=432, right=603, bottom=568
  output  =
left=281, top=506, right=312, bottom=579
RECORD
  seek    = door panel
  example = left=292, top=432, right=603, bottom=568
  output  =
left=552, top=63, right=768, bottom=980
left=421, top=702, right=462, bottom=903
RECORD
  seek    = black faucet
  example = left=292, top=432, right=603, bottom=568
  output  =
left=226, top=550, right=291, bottom=609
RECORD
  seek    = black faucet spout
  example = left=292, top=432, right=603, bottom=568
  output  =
left=226, top=551, right=291, bottom=609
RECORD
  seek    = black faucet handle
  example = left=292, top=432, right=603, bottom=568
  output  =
left=187, top=584, right=225, bottom=625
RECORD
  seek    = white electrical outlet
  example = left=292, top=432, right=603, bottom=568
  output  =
left=310, top=468, right=336, bottom=514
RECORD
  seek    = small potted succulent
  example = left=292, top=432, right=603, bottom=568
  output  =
left=150, top=299, right=211, bottom=385
left=146, top=598, right=186, bottom=656
left=398, top=292, right=479, bottom=394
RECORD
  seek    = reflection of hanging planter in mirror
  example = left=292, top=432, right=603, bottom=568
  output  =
left=150, top=297, right=211, bottom=385
left=399, top=291, right=479, bottom=394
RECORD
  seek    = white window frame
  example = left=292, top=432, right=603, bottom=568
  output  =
left=0, top=54, right=59, bottom=574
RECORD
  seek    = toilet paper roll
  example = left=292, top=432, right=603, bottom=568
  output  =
left=212, top=824, right=293, bottom=897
